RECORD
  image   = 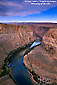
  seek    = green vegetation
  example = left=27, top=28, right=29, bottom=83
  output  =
left=23, top=47, right=34, bottom=56
left=21, top=25, right=23, bottom=28
left=31, top=71, right=36, bottom=75
left=0, top=64, right=9, bottom=77
left=0, top=41, right=33, bottom=78
left=0, top=39, right=39, bottom=84
left=33, top=75, right=38, bottom=82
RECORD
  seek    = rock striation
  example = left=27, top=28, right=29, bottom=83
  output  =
left=0, top=23, right=57, bottom=84
left=42, top=28, right=57, bottom=55
left=0, top=23, right=51, bottom=54
left=23, top=28, right=57, bottom=84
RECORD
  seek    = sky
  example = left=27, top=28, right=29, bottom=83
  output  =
left=0, top=0, right=57, bottom=23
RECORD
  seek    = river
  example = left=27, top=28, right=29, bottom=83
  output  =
left=8, top=41, right=42, bottom=85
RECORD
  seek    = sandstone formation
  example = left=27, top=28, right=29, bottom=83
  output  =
left=42, top=28, right=57, bottom=55
left=0, top=23, right=52, bottom=55
left=0, top=23, right=57, bottom=84
left=0, top=75, right=16, bottom=85
left=23, top=28, right=57, bottom=84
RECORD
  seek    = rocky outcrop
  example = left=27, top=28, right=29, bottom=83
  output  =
left=0, top=23, right=51, bottom=54
left=0, top=23, right=57, bottom=84
left=42, top=29, right=57, bottom=55
left=0, top=75, right=15, bottom=85
left=23, top=28, right=57, bottom=84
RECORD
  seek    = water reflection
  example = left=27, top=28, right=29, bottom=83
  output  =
left=30, top=41, right=42, bottom=48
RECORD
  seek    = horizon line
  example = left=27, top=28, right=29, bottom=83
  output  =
left=0, top=21, right=57, bottom=23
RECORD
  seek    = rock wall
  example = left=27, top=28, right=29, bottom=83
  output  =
left=0, top=23, right=56, bottom=67
left=0, top=23, right=57, bottom=84
left=23, top=28, right=57, bottom=84
left=42, top=28, right=57, bottom=56
left=0, top=23, right=51, bottom=53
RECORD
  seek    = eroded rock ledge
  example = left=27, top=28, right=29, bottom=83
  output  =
left=23, top=29, right=57, bottom=84
left=0, top=23, right=57, bottom=84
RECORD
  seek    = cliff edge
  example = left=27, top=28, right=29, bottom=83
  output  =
left=0, top=23, right=51, bottom=85
left=23, top=28, right=57, bottom=84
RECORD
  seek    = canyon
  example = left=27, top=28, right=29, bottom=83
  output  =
left=0, top=23, right=57, bottom=84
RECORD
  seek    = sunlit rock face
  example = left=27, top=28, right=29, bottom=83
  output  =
left=0, top=23, right=57, bottom=84
left=0, top=23, right=50, bottom=68
left=0, top=23, right=51, bottom=52
left=42, top=28, right=57, bottom=55
left=23, top=28, right=57, bottom=84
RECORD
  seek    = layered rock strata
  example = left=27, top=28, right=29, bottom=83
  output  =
left=23, top=28, right=57, bottom=84
left=0, top=23, right=57, bottom=84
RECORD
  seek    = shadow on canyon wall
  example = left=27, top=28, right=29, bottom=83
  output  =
left=0, top=23, right=57, bottom=84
